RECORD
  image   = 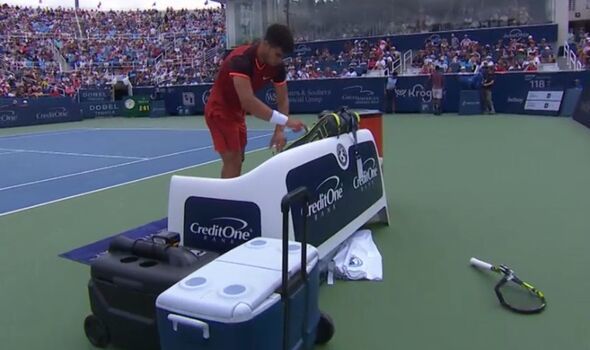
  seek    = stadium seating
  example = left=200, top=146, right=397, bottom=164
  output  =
left=0, top=3, right=579, bottom=98
left=0, top=5, right=225, bottom=97
left=409, top=34, right=557, bottom=74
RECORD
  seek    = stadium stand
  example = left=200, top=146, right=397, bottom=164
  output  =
left=0, top=5, right=225, bottom=97
left=0, top=3, right=575, bottom=98
left=410, top=34, right=557, bottom=74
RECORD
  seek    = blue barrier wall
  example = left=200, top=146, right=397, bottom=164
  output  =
left=0, top=97, right=82, bottom=128
left=394, top=71, right=590, bottom=114
left=573, top=88, right=590, bottom=129
left=256, top=77, right=386, bottom=113
left=150, top=78, right=385, bottom=115
left=292, top=24, right=558, bottom=56
left=139, top=71, right=589, bottom=116
left=2, top=70, right=589, bottom=129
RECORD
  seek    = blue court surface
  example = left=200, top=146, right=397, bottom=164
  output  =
left=0, top=128, right=277, bottom=216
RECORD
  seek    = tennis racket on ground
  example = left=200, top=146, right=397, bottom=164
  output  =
left=470, top=257, right=546, bottom=314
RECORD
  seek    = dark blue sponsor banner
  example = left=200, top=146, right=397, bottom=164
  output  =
left=285, top=141, right=383, bottom=247
left=573, top=87, right=590, bottom=129
left=78, top=88, right=111, bottom=103
left=110, top=71, right=590, bottom=116
left=459, top=90, right=482, bottom=115
left=149, top=100, right=168, bottom=118
left=394, top=71, right=590, bottom=114
left=134, top=86, right=157, bottom=97
left=292, top=24, right=558, bottom=56
left=2, top=69, right=589, bottom=130
left=0, top=97, right=82, bottom=128
left=80, top=101, right=124, bottom=118
left=157, top=78, right=385, bottom=115
left=393, top=75, right=439, bottom=113
left=561, top=88, right=583, bottom=117
left=183, top=197, right=262, bottom=253
left=256, top=77, right=386, bottom=113
left=163, top=85, right=212, bottom=115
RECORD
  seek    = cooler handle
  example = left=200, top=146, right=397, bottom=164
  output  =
left=168, top=314, right=210, bottom=340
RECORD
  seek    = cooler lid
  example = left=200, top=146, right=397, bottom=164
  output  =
left=156, top=260, right=281, bottom=322
left=216, top=238, right=318, bottom=274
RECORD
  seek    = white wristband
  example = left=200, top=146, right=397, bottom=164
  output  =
left=270, top=110, right=288, bottom=126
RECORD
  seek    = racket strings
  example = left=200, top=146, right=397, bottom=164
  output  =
left=495, top=277, right=546, bottom=314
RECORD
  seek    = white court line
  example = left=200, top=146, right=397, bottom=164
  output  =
left=0, top=133, right=272, bottom=193
left=92, top=127, right=276, bottom=132
left=0, top=148, right=147, bottom=161
left=0, top=151, right=16, bottom=156
left=0, top=128, right=90, bottom=140
left=0, top=144, right=271, bottom=218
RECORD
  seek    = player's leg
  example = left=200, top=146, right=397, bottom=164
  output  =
left=481, top=90, right=489, bottom=114
left=219, top=151, right=242, bottom=178
left=487, top=90, right=496, bottom=114
left=438, top=89, right=444, bottom=115
left=433, top=89, right=441, bottom=115
left=205, top=111, right=245, bottom=178
left=484, top=90, right=492, bottom=114
left=219, top=121, right=247, bottom=178
left=432, top=90, right=437, bottom=115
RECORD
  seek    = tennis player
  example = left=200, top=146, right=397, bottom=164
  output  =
left=205, top=24, right=305, bottom=178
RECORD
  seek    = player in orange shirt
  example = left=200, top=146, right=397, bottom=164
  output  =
left=205, top=24, right=306, bottom=178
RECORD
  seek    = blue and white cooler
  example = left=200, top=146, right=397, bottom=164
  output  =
left=156, top=237, right=321, bottom=350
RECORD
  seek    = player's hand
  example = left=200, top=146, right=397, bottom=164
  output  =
left=286, top=118, right=306, bottom=132
left=269, top=129, right=287, bottom=153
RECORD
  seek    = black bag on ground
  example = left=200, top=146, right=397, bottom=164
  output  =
left=83, top=233, right=218, bottom=350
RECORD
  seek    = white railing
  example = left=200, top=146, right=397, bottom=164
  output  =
left=401, top=50, right=413, bottom=74
left=391, top=57, right=401, bottom=74
left=564, top=41, right=584, bottom=71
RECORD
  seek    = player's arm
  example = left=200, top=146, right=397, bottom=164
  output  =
left=232, top=76, right=275, bottom=121
left=229, top=55, right=302, bottom=131
left=232, top=76, right=302, bottom=131
left=228, top=55, right=275, bottom=122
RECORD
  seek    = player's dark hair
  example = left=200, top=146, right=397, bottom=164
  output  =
left=264, top=24, right=294, bottom=54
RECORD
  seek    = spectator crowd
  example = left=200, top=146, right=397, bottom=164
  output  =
left=0, top=4, right=225, bottom=97
left=0, top=2, right=563, bottom=98
left=411, top=34, right=556, bottom=74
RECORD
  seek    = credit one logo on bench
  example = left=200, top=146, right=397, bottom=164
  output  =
left=36, top=107, right=68, bottom=120
left=189, top=217, right=253, bottom=243
left=183, top=197, right=261, bottom=251
left=308, top=175, right=344, bottom=219
left=353, top=157, right=379, bottom=190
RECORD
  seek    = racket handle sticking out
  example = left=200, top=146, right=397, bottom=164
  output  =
left=470, top=257, right=493, bottom=271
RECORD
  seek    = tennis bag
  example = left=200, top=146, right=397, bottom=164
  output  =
left=84, top=233, right=219, bottom=350
left=284, top=107, right=361, bottom=151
